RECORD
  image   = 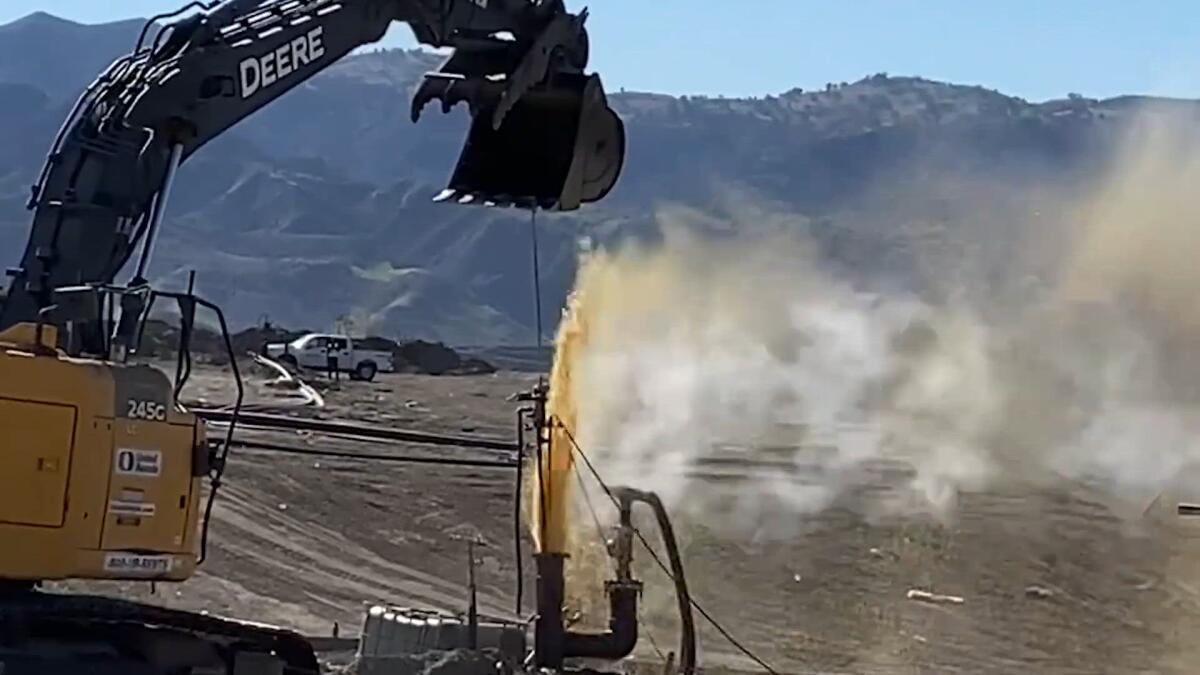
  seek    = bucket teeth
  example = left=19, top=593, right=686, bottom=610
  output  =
left=431, top=189, right=527, bottom=211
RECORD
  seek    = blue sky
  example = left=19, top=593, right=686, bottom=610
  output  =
left=5, top=1, right=1200, bottom=101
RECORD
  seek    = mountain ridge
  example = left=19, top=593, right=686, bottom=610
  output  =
left=1, top=12, right=1192, bottom=345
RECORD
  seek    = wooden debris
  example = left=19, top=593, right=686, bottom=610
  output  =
left=907, top=589, right=964, bottom=605
left=1024, top=585, right=1054, bottom=599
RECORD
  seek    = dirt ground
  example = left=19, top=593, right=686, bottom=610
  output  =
left=61, top=360, right=1200, bottom=674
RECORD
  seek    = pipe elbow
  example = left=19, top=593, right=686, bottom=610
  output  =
left=563, top=582, right=640, bottom=660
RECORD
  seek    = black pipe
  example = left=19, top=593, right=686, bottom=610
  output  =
left=534, top=553, right=567, bottom=669
left=531, top=491, right=642, bottom=668
left=196, top=409, right=518, bottom=452
left=559, top=488, right=641, bottom=663
left=514, top=407, right=530, bottom=617
left=626, top=488, right=697, bottom=675
left=195, top=293, right=242, bottom=567
left=562, top=581, right=640, bottom=660
left=228, top=438, right=517, bottom=469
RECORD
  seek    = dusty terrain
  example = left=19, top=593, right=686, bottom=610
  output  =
left=62, top=360, right=1200, bottom=675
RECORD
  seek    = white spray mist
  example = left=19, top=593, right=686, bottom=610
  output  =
left=553, top=111, right=1200, bottom=540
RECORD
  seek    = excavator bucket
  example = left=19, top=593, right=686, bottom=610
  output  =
left=439, top=74, right=625, bottom=211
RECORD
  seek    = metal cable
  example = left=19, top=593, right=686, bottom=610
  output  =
left=574, top=462, right=608, bottom=545
left=640, top=606, right=668, bottom=663
left=529, top=207, right=544, bottom=349
left=555, top=419, right=785, bottom=675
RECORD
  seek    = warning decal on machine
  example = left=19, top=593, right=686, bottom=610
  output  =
left=108, top=500, right=156, bottom=517
left=103, top=553, right=173, bottom=575
left=114, top=448, right=161, bottom=476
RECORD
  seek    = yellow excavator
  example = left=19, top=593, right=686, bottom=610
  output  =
left=0, top=1, right=623, bottom=672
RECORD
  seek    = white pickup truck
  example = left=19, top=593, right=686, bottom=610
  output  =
left=264, top=333, right=394, bottom=382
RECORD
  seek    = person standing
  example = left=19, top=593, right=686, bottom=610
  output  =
left=324, top=337, right=339, bottom=381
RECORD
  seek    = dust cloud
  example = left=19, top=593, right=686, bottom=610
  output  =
left=546, top=109, right=1200, bottom=547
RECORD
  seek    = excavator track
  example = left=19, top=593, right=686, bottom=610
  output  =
left=0, top=588, right=320, bottom=674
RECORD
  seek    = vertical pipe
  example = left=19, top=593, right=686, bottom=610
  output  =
left=467, top=540, right=479, bottom=649
left=534, top=552, right=566, bottom=670
left=133, top=143, right=184, bottom=283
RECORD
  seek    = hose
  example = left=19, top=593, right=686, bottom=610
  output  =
left=615, top=488, right=696, bottom=675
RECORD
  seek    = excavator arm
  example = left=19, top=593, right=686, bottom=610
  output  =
left=0, top=0, right=624, bottom=348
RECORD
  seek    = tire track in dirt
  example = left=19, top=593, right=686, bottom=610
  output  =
left=212, top=485, right=515, bottom=620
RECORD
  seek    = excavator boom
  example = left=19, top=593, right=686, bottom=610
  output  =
left=0, top=0, right=624, bottom=347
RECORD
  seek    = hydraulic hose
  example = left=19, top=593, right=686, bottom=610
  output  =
left=614, top=488, right=696, bottom=675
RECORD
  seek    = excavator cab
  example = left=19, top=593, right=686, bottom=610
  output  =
left=441, top=74, right=626, bottom=210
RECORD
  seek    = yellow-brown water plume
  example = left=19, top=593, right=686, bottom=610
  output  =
left=529, top=242, right=685, bottom=553
left=529, top=328, right=580, bottom=555
left=529, top=251, right=603, bottom=555
left=1060, top=112, right=1200, bottom=342
left=527, top=245, right=695, bottom=627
